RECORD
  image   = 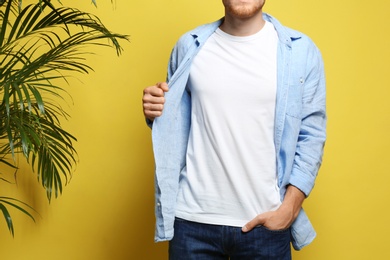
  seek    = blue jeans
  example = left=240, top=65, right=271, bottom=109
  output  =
left=169, top=218, right=291, bottom=260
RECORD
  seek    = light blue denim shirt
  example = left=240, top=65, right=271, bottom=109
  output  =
left=150, top=13, right=326, bottom=250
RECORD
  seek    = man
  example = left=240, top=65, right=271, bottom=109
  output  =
left=143, top=0, right=326, bottom=258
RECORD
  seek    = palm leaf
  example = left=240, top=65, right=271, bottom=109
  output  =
left=0, top=203, right=14, bottom=235
left=0, top=197, right=36, bottom=236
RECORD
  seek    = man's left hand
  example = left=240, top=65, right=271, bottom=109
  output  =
left=242, top=185, right=306, bottom=232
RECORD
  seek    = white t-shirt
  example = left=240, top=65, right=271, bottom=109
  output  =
left=175, top=21, right=281, bottom=227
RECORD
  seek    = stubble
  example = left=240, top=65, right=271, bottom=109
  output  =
left=224, top=0, right=265, bottom=19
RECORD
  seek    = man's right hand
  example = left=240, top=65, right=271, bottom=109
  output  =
left=142, top=82, right=169, bottom=122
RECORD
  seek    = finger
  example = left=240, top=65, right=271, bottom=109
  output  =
left=143, top=103, right=164, bottom=112
left=144, top=86, right=165, bottom=98
left=143, top=93, right=165, bottom=105
left=242, top=214, right=266, bottom=233
left=144, top=109, right=163, bottom=119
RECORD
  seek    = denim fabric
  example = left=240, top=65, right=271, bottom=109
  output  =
left=151, top=13, right=326, bottom=250
left=169, top=218, right=291, bottom=260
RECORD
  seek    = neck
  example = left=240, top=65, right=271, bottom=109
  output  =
left=220, top=12, right=265, bottom=36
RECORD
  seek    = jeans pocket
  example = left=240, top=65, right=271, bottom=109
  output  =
left=259, top=225, right=290, bottom=234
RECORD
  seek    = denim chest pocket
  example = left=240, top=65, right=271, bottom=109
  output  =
left=286, top=82, right=304, bottom=119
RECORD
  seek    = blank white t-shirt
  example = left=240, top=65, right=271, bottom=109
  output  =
left=176, top=21, right=281, bottom=227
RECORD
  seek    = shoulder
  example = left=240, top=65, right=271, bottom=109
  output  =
left=167, top=19, right=222, bottom=77
left=265, top=13, right=324, bottom=74
left=265, top=13, right=320, bottom=52
left=174, top=19, right=223, bottom=50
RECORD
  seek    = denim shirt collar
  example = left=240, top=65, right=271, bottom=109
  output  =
left=189, top=13, right=302, bottom=49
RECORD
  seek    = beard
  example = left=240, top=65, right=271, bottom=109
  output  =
left=224, top=0, right=266, bottom=19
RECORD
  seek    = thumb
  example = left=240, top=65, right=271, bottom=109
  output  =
left=242, top=214, right=266, bottom=233
left=157, top=82, right=169, bottom=92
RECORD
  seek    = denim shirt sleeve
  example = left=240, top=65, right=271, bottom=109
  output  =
left=274, top=34, right=326, bottom=250
left=288, top=41, right=326, bottom=197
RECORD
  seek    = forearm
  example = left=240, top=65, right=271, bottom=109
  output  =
left=279, top=185, right=306, bottom=220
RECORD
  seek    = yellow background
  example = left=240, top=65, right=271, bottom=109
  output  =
left=1, top=0, right=389, bottom=259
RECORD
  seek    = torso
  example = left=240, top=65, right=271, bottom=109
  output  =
left=175, top=21, right=282, bottom=226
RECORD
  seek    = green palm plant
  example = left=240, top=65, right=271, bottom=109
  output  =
left=0, top=0, right=128, bottom=235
